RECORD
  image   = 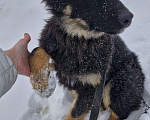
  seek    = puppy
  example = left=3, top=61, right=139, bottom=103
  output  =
left=29, top=0, right=145, bottom=120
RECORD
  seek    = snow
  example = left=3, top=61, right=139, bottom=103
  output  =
left=0, top=0, right=150, bottom=120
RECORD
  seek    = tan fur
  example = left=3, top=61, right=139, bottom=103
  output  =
left=61, top=5, right=104, bottom=39
left=102, top=84, right=119, bottom=120
left=29, top=47, right=54, bottom=93
left=71, top=90, right=78, bottom=99
left=65, top=91, right=87, bottom=120
left=65, top=107, right=86, bottom=120
left=103, top=83, right=111, bottom=109
left=77, top=73, right=101, bottom=87
left=109, top=110, right=119, bottom=120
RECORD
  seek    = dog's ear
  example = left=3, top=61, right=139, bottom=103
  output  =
left=42, top=0, right=68, bottom=15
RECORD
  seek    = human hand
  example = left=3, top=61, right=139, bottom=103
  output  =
left=5, top=33, right=31, bottom=77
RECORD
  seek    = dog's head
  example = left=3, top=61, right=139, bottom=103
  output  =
left=43, top=0, right=133, bottom=37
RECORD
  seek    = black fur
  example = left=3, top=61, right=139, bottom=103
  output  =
left=39, top=0, right=144, bottom=119
left=42, top=0, right=133, bottom=34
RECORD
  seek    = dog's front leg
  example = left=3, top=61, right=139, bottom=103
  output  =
left=65, top=89, right=95, bottom=120
left=29, top=47, right=55, bottom=97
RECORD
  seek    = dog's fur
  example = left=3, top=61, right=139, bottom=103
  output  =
left=35, top=0, right=145, bottom=119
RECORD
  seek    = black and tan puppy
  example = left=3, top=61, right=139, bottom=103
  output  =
left=29, top=0, right=145, bottom=120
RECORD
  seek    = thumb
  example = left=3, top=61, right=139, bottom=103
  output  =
left=24, top=33, right=31, bottom=44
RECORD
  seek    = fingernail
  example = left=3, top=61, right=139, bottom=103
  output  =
left=24, top=33, right=28, bottom=37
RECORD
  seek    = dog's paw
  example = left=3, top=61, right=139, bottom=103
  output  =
left=29, top=47, right=56, bottom=98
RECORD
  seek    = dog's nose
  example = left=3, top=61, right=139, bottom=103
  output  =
left=118, top=13, right=133, bottom=27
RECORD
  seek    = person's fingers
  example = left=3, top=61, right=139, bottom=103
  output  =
left=24, top=33, right=31, bottom=39
left=20, top=69, right=30, bottom=77
left=28, top=51, right=30, bottom=56
left=25, top=70, right=30, bottom=77
left=23, top=33, right=31, bottom=44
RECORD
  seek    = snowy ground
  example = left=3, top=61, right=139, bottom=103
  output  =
left=0, top=0, right=150, bottom=120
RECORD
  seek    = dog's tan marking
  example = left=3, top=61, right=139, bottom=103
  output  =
left=109, top=110, right=119, bottom=120
left=65, top=91, right=87, bottom=120
left=62, top=5, right=104, bottom=39
left=29, top=47, right=54, bottom=93
left=103, top=83, right=111, bottom=109
left=63, top=5, right=72, bottom=16
left=65, top=107, right=86, bottom=120
left=77, top=73, right=101, bottom=87
left=71, top=90, right=78, bottom=99
left=102, top=84, right=119, bottom=120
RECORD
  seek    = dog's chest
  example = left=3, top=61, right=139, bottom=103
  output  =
left=54, top=35, right=114, bottom=76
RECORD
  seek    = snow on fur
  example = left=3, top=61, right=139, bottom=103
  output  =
left=33, top=58, right=56, bottom=98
